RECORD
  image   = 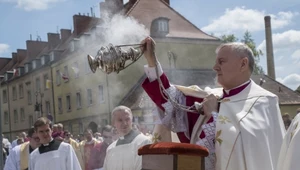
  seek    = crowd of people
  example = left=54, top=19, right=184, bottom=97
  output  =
left=2, top=105, right=152, bottom=170
left=1, top=36, right=300, bottom=170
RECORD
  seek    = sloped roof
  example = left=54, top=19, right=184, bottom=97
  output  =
left=251, top=74, right=300, bottom=105
left=124, top=0, right=218, bottom=40
left=120, top=70, right=300, bottom=110
left=0, top=60, right=16, bottom=75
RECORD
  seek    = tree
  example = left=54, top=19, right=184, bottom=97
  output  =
left=220, top=31, right=264, bottom=74
left=296, top=85, right=300, bottom=93
left=220, top=34, right=238, bottom=43
left=241, top=30, right=264, bottom=75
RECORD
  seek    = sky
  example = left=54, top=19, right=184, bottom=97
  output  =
left=0, top=0, right=300, bottom=90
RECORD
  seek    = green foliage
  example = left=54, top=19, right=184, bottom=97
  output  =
left=220, top=34, right=239, bottom=43
left=296, top=85, right=300, bottom=93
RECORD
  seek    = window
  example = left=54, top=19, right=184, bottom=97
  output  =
left=36, top=78, right=40, bottom=91
left=98, top=85, right=104, bottom=103
left=41, top=56, right=45, bottom=65
left=45, top=101, right=51, bottom=114
left=27, top=90, right=32, bottom=105
left=12, top=86, right=17, bottom=100
left=64, top=66, right=69, bottom=82
left=76, top=92, right=82, bottom=109
left=66, top=95, right=71, bottom=111
left=80, top=38, right=85, bottom=47
left=4, top=111, right=8, bottom=124
left=69, top=123, right=73, bottom=133
left=58, top=97, right=62, bottom=114
left=14, top=109, right=18, bottom=123
left=158, top=20, right=168, bottom=32
left=151, top=17, right=170, bottom=37
left=19, top=84, right=24, bottom=98
left=20, top=108, right=25, bottom=121
left=44, top=74, right=49, bottom=90
left=32, top=60, right=36, bottom=69
left=50, top=52, right=55, bottom=61
left=29, top=115, right=33, bottom=127
left=85, top=58, right=91, bottom=73
left=56, top=70, right=61, bottom=85
left=79, top=122, right=83, bottom=134
left=2, top=90, right=7, bottom=103
left=25, top=64, right=28, bottom=73
left=87, top=89, right=93, bottom=105
left=73, top=62, right=80, bottom=78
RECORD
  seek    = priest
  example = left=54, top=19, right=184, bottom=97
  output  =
left=103, top=106, right=152, bottom=170
left=277, top=111, right=300, bottom=170
left=29, top=117, right=82, bottom=170
left=4, top=127, right=40, bottom=170
left=141, top=37, right=285, bottom=170
left=79, top=128, right=100, bottom=170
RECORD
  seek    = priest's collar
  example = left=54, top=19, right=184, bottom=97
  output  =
left=29, top=145, right=34, bottom=153
left=42, top=138, right=54, bottom=146
left=39, top=139, right=62, bottom=154
left=223, top=80, right=251, bottom=98
left=116, top=130, right=140, bottom=146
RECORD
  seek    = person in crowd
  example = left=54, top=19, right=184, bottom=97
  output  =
left=277, top=111, right=300, bottom=170
left=29, top=117, right=81, bottom=170
left=79, top=128, right=100, bottom=170
left=4, top=127, right=40, bottom=170
left=103, top=106, right=152, bottom=170
left=89, top=125, right=114, bottom=170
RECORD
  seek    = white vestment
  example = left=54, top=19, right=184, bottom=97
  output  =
left=214, top=81, right=285, bottom=170
left=4, top=144, right=22, bottom=170
left=11, top=139, right=18, bottom=150
left=29, top=141, right=82, bottom=170
left=103, top=133, right=151, bottom=170
left=277, top=113, right=300, bottom=170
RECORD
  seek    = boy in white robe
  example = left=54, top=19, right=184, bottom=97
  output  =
left=103, top=106, right=152, bottom=170
left=277, top=111, right=300, bottom=170
left=4, top=127, right=40, bottom=170
left=29, top=117, right=82, bottom=170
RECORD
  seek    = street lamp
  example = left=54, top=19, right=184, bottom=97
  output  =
left=34, top=91, right=44, bottom=118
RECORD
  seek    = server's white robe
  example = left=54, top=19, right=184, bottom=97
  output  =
left=4, top=141, right=32, bottom=170
left=29, top=140, right=82, bottom=170
left=103, top=133, right=151, bottom=170
left=277, top=113, right=300, bottom=170
left=4, top=144, right=22, bottom=170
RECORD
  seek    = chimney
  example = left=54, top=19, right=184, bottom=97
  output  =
left=264, top=16, right=276, bottom=79
left=25, top=40, right=48, bottom=61
left=0, top=58, right=10, bottom=70
left=47, top=33, right=61, bottom=49
left=60, top=29, right=72, bottom=43
left=12, top=52, right=18, bottom=63
left=73, top=15, right=101, bottom=36
left=17, top=49, right=27, bottom=63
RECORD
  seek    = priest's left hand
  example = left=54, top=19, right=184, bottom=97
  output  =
left=202, top=94, right=218, bottom=117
